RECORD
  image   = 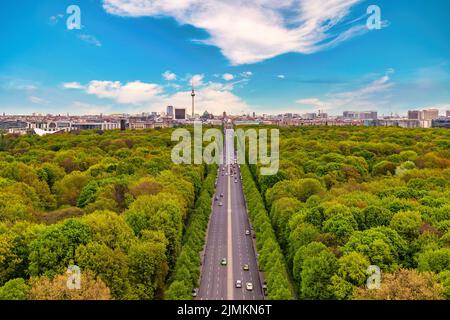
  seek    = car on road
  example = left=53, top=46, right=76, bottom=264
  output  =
left=235, top=280, right=242, bottom=288
left=221, top=258, right=227, bottom=266
left=243, top=264, right=249, bottom=271
left=215, top=195, right=219, bottom=201
left=246, top=282, right=253, bottom=291
left=192, top=288, right=198, bottom=297
left=220, top=193, right=224, bottom=197
left=218, top=202, right=223, bottom=207
left=245, top=230, right=250, bottom=236
left=222, top=173, right=224, bottom=176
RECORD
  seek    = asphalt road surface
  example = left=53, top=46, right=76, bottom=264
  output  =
left=197, top=129, right=264, bottom=300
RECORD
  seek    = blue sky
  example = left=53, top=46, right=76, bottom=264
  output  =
left=0, top=0, right=449, bottom=116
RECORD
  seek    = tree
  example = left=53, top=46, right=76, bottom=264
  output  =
left=300, top=250, right=338, bottom=299
left=0, top=278, right=29, bottom=300
left=75, top=242, right=130, bottom=299
left=128, top=240, right=168, bottom=300
left=355, top=269, right=444, bottom=300
left=28, top=219, right=91, bottom=277
left=359, top=206, right=393, bottom=230
left=293, top=242, right=328, bottom=285
left=81, top=210, right=134, bottom=251
left=322, top=212, right=358, bottom=241
left=341, top=228, right=404, bottom=270
left=0, top=234, right=21, bottom=285
left=53, top=171, right=90, bottom=206
left=417, top=248, right=450, bottom=273
left=390, top=211, right=422, bottom=240
left=266, top=178, right=325, bottom=206
left=124, top=193, right=183, bottom=267
left=0, top=192, right=31, bottom=222
left=165, top=280, right=191, bottom=300
left=372, top=161, right=396, bottom=176
left=330, top=252, right=370, bottom=299
left=438, top=270, right=450, bottom=299
left=28, top=270, right=111, bottom=300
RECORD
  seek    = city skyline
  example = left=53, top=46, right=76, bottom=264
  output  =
left=1, top=0, right=449, bottom=116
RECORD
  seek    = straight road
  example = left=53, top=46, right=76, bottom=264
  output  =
left=197, top=129, right=264, bottom=300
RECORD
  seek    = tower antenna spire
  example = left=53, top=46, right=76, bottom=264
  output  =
left=191, top=79, right=196, bottom=119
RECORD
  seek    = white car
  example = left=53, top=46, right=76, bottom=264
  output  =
left=221, top=258, right=227, bottom=266
left=245, top=230, right=250, bottom=236
left=235, top=280, right=242, bottom=288
left=246, top=282, right=253, bottom=291
left=218, top=202, right=223, bottom=207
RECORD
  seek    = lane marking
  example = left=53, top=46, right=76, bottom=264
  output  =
left=226, top=132, right=234, bottom=300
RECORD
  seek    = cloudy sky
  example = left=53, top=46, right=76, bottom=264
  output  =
left=0, top=0, right=449, bottom=116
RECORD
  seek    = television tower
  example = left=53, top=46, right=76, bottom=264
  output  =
left=191, top=81, right=196, bottom=118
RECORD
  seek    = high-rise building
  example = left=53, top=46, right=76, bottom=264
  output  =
left=408, top=110, right=420, bottom=120
left=174, top=108, right=186, bottom=120
left=446, top=110, right=450, bottom=118
left=166, top=106, right=174, bottom=119
left=343, top=111, right=377, bottom=120
left=361, top=111, right=378, bottom=120
left=421, top=109, right=439, bottom=120
left=343, top=111, right=358, bottom=119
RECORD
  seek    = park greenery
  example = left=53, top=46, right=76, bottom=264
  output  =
left=0, top=124, right=449, bottom=300
left=0, top=128, right=212, bottom=300
left=245, top=125, right=450, bottom=300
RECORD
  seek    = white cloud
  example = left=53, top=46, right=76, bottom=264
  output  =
left=64, top=76, right=252, bottom=115
left=63, top=82, right=85, bottom=89
left=241, top=71, right=253, bottom=77
left=85, top=80, right=164, bottom=104
left=190, top=74, right=204, bottom=87
left=162, top=71, right=177, bottom=81
left=78, top=34, right=102, bottom=47
left=102, top=0, right=374, bottom=65
left=28, top=96, right=48, bottom=105
left=49, top=14, right=64, bottom=25
left=277, top=74, right=285, bottom=79
left=158, top=83, right=251, bottom=115
left=223, top=73, right=234, bottom=81
left=296, top=70, right=395, bottom=113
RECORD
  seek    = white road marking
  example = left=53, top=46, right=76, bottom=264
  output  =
left=226, top=133, right=234, bottom=300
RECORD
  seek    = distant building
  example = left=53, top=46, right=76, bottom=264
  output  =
left=408, top=110, right=420, bottom=120
left=432, top=118, right=450, bottom=128
left=174, top=108, right=186, bottom=120
left=367, top=119, right=421, bottom=128
left=303, top=113, right=317, bottom=119
left=447, top=110, right=450, bottom=118
left=166, top=106, right=174, bottom=119
left=343, top=111, right=377, bottom=120
left=0, top=120, right=27, bottom=130
left=120, top=119, right=127, bottom=131
left=421, top=109, right=439, bottom=121
left=361, top=111, right=378, bottom=120
left=343, top=111, right=359, bottom=119
left=72, top=121, right=120, bottom=131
